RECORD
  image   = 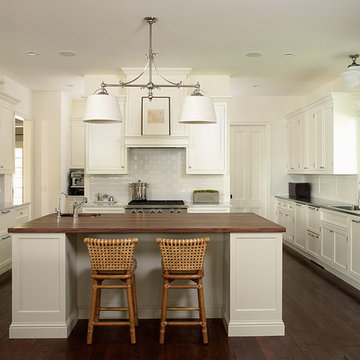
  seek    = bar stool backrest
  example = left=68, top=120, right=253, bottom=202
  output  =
left=84, top=238, right=138, bottom=272
left=156, top=238, right=210, bottom=271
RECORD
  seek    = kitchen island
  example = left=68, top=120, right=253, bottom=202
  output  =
left=8, top=212, right=285, bottom=339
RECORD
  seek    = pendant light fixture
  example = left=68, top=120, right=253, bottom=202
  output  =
left=341, top=54, right=360, bottom=87
left=83, top=17, right=216, bottom=124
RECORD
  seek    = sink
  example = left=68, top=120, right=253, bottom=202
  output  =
left=329, top=205, right=360, bottom=211
left=60, top=213, right=102, bottom=217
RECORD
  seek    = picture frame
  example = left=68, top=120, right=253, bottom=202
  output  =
left=141, top=96, right=170, bottom=135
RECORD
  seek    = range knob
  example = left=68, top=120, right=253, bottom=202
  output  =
left=150, top=209, right=156, bottom=213
left=176, top=209, right=182, bottom=214
left=138, top=210, right=144, bottom=214
left=157, top=209, right=163, bottom=214
left=131, top=210, right=137, bottom=214
left=169, top=209, right=175, bottom=213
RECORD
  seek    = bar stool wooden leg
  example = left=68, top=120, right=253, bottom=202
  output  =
left=126, top=278, right=136, bottom=344
left=87, top=279, right=98, bottom=344
left=131, top=275, right=139, bottom=326
left=197, top=279, right=208, bottom=344
left=94, top=280, right=102, bottom=323
left=159, top=278, right=169, bottom=344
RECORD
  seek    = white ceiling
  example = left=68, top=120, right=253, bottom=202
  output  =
left=1, top=0, right=359, bottom=96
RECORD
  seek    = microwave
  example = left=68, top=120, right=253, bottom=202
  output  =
left=289, top=182, right=310, bottom=199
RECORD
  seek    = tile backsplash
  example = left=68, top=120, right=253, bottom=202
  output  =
left=87, top=148, right=228, bottom=205
left=289, top=173, right=358, bottom=204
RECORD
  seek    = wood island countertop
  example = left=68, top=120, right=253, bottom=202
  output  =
left=8, top=212, right=285, bottom=234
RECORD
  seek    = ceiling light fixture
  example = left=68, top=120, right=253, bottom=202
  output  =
left=59, top=50, right=77, bottom=57
left=26, top=51, right=38, bottom=56
left=341, top=54, right=360, bottom=87
left=83, top=17, right=216, bottom=124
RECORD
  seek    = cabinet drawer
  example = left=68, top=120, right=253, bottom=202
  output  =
left=321, top=209, right=348, bottom=228
left=13, top=206, right=29, bottom=224
left=307, top=206, right=320, bottom=233
left=0, top=209, right=12, bottom=233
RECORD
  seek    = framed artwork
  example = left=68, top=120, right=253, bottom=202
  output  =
left=141, top=97, right=170, bottom=135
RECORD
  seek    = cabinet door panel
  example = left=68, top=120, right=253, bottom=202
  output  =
left=294, top=203, right=306, bottom=250
left=306, top=231, right=321, bottom=258
left=321, top=226, right=334, bottom=263
left=187, top=103, right=226, bottom=174
left=322, top=105, right=333, bottom=171
left=0, top=101, right=15, bottom=173
left=350, top=219, right=360, bottom=280
left=70, top=122, right=85, bottom=168
left=86, top=123, right=126, bottom=174
left=334, top=231, right=348, bottom=273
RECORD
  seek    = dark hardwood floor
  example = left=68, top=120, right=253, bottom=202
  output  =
left=0, top=246, right=359, bottom=360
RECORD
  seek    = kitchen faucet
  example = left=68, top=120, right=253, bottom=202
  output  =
left=56, top=192, right=68, bottom=219
left=73, top=197, right=88, bottom=219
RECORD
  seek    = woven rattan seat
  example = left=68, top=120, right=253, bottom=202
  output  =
left=156, top=237, right=210, bottom=344
left=84, top=237, right=138, bottom=344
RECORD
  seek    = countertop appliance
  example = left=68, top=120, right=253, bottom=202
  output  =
left=289, top=182, right=310, bottom=199
left=125, top=200, right=187, bottom=214
left=69, top=169, right=84, bottom=196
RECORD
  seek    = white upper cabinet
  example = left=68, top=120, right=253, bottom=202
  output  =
left=85, top=96, right=127, bottom=174
left=186, top=99, right=228, bottom=174
left=286, top=93, right=360, bottom=174
left=69, top=119, right=85, bottom=168
left=0, top=92, right=18, bottom=174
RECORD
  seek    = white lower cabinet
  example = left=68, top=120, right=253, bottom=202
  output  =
left=306, top=230, right=321, bottom=257
left=294, top=203, right=306, bottom=250
left=0, top=204, right=30, bottom=275
left=275, top=200, right=294, bottom=243
left=349, top=217, right=360, bottom=281
left=320, top=222, right=348, bottom=274
left=275, top=197, right=359, bottom=290
left=187, top=206, right=231, bottom=213
left=82, top=206, right=125, bottom=214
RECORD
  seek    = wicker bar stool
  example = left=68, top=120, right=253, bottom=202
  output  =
left=156, top=237, right=210, bottom=344
left=84, top=237, right=138, bottom=344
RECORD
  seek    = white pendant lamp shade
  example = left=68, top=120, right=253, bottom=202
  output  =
left=179, top=95, right=217, bottom=124
left=83, top=94, right=122, bottom=123
left=341, top=66, right=360, bottom=87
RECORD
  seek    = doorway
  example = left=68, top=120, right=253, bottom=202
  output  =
left=13, top=114, right=32, bottom=212
left=230, top=124, right=270, bottom=217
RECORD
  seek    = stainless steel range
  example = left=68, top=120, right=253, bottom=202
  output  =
left=125, top=200, right=187, bottom=214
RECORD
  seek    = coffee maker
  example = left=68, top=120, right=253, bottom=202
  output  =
left=69, top=169, right=84, bottom=195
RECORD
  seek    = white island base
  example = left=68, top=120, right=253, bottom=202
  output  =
left=10, top=232, right=284, bottom=338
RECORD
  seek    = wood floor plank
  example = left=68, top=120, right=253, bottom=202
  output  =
left=0, top=246, right=359, bottom=360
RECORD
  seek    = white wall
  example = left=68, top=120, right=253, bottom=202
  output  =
left=32, top=92, right=62, bottom=217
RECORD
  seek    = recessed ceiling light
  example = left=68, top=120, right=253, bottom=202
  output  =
left=59, top=50, right=77, bottom=57
left=246, top=51, right=263, bottom=58
left=283, top=53, right=295, bottom=58
left=26, top=51, right=38, bottom=56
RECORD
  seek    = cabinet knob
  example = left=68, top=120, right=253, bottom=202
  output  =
left=188, top=166, right=192, bottom=169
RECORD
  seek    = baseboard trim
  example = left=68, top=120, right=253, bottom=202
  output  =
left=225, top=320, right=285, bottom=337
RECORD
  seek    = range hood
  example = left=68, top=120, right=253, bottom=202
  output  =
left=124, top=135, right=188, bottom=148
